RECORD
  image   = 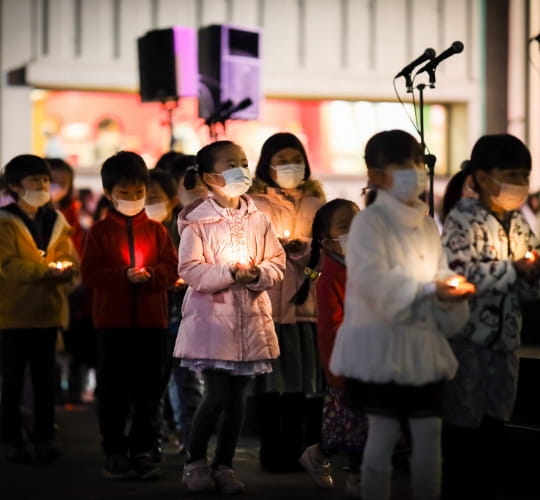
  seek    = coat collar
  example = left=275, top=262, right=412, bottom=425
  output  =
left=178, top=195, right=258, bottom=234
left=373, top=189, right=428, bottom=228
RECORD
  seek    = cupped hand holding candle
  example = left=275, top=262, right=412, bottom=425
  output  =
left=514, top=250, right=540, bottom=282
left=436, top=275, right=476, bottom=301
left=47, top=260, right=75, bottom=281
left=127, top=266, right=151, bottom=284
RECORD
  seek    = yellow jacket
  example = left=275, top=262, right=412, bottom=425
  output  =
left=0, top=207, right=78, bottom=330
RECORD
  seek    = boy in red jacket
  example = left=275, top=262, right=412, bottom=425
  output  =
left=81, top=152, right=178, bottom=480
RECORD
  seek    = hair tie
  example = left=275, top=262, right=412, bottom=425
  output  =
left=304, top=266, right=320, bottom=280
left=187, top=164, right=199, bottom=172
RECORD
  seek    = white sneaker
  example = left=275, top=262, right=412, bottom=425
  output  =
left=182, top=459, right=215, bottom=492
left=299, top=444, right=334, bottom=489
left=211, top=466, right=246, bottom=494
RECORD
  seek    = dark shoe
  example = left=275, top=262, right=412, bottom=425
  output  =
left=6, top=446, right=33, bottom=464
left=35, top=443, right=62, bottom=464
left=103, top=454, right=135, bottom=480
left=130, top=453, right=162, bottom=480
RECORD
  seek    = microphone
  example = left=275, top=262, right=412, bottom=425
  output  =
left=416, top=41, right=464, bottom=75
left=205, top=99, right=233, bottom=125
left=220, top=98, right=253, bottom=122
left=530, top=33, right=540, bottom=43
left=395, top=48, right=436, bottom=78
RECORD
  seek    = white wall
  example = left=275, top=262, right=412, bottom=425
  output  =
left=1, top=0, right=484, bottom=167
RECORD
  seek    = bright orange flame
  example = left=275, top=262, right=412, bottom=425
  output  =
left=525, top=251, right=535, bottom=262
left=283, top=229, right=291, bottom=238
left=447, top=276, right=465, bottom=288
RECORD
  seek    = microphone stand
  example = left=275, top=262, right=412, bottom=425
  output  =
left=416, top=80, right=437, bottom=217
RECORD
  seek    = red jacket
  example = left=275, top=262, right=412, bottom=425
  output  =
left=81, top=208, right=178, bottom=329
left=316, top=251, right=346, bottom=388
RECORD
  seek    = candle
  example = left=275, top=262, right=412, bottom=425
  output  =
left=175, top=277, right=185, bottom=286
left=283, top=229, right=291, bottom=239
left=525, top=251, right=535, bottom=262
left=447, top=278, right=461, bottom=288
left=49, top=260, right=73, bottom=271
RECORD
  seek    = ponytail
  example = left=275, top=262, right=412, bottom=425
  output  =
left=441, top=161, right=472, bottom=220
left=183, top=164, right=199, bottom=190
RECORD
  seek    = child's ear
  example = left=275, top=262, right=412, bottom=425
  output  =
left=103, top=189, right=113, bottom=201
left=473, top=170, right=491, bottom=192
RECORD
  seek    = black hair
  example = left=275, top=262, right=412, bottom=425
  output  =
left=469, top=134, right=531, bottom=173
left=441, top=164, right=471, bottom=221
left=1, top=154, right=52, bottom=201
left=254, top=132, right=311, bottom=188
left=154, top=151, right=184, bottom=172
left=100, top=151, right=149, bottom=192
left=184, top=141, right=236, bottom=190
left=47, top=157, right=74, bottom=207
left=170, top=154, right=197, bottom=183
left=292, top=198, right=359, bottom=305
left=364, top=129, right=424, bottom=169
left=149, top=168, right=178, bottom=199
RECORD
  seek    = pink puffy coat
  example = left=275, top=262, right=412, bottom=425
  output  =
left=173, top=196, right=286, bottom=362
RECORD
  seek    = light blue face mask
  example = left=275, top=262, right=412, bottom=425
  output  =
left=272, top=163, right=305, bottom=189
left=388, top=168, right=427, bottom=203
left=215, top=167, right=252, bottom=197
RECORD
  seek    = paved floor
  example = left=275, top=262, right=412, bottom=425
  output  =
left=0, top=402, right=538, bottom=499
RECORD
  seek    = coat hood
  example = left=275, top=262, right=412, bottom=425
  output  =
left=249, top=177, right=326, bottom=202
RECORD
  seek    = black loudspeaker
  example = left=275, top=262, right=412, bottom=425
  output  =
left=137, top=26, right=197, bottom=103
left=198, top=24, right=261, bottom=120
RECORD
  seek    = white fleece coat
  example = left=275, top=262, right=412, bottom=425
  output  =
left=330, top=190, right=469, bottom=385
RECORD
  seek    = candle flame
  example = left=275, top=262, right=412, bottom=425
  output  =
left=448, top=278, right=460, bottom=288
left=283, top=229, right=291, bottom=238
left=49, top=260, right=73, bottom=271
left=525, top=251, right=535, bottom=262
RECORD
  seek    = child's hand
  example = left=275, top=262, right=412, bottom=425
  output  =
left=232, top=264, right=260, bottom=284
left=436, top=275, right=476, bottom=301
left=47, top=261, right=75, bottom=283
left=282, top=238, right=306, bottom=254
left=127, top=267, right=151, bottom=284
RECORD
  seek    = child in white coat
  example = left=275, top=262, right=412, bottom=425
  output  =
left=329, top=130, right=474, bottom=500
left=174, top=141, right=285, bottom=495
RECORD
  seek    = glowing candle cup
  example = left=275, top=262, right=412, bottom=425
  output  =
left=283, top=229, right=291, bottom=239
left=447, top=277, right=462, bottom=288
left=525, top=251, right=536, bottom=262
left=49, top=260, right=73, bottom=271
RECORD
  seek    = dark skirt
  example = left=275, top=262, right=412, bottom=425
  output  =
left=344, top=379, right=444, bottom=419
left=254, top=322, right=324, bottom=395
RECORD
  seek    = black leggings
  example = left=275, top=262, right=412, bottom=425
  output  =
left=187, top=370, right=250, bottom=468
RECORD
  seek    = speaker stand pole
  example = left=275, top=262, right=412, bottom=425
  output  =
left=161, top=100, right=178, bottom=151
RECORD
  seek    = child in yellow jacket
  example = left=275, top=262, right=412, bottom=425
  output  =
left=0, top=155, right=78, bottom=464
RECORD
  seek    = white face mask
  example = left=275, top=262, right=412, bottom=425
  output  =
left=22, top=189, right=51, bottom=208
left=145, top=201, right=169, bottom=222
left=273, top=163, right=305, bottom=189
left=490, top=177, right=529, bottom=211
left=388, top=168, right=426, bottom=203
left=113, top=196, right=145, bottom=216
left=215, top=167, right=252, bottom=197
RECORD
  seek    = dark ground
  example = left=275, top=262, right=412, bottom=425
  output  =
left=0, top=398, right=539, bottom=500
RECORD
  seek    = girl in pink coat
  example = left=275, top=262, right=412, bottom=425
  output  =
left=173, top=141, right=286, bottom=495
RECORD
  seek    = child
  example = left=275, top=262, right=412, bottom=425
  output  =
left=174, top=141, right=285, bottom=494
left=329, top=130, right=474, bottom=500
left=440, top=134, right=540, bottom=499
left=0, top=155, right=78, bottom=463
left=249, top=132, right=326, bottom=472
left=294, top=199, right=368, bottom=496
left=80, top=151, right=178, bottom=480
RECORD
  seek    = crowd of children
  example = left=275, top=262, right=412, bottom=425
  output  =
left=1, top=129, right=539, bottom=500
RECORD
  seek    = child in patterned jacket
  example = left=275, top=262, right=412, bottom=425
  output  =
left=441, top=133, right=540, bottom=499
